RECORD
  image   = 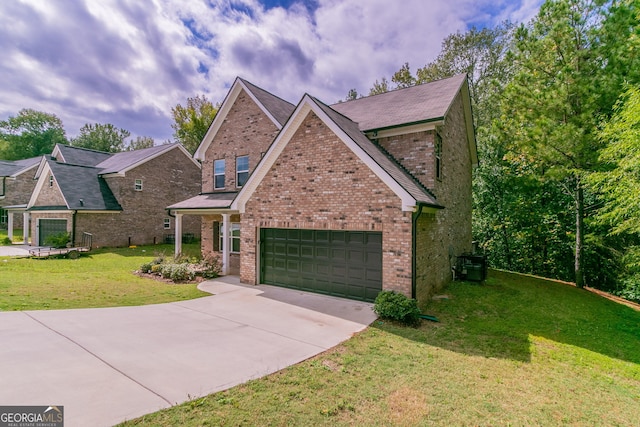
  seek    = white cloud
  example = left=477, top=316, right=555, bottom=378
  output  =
left=0, top=0, right=542, bottom=142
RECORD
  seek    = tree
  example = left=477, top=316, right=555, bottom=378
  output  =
left=0, top=109, right=67, bottom=160
left=591, top=86, right=640, bottom=235
left=127, top=136, right=155, bottom=151
left=391, top=62, right=415, bottom=88
left=369, top=77, right=390, bottom=95
left=345, top=88, right=359, bottom=101
left=70, top=123, right=131, bottom=153
left=171, top=95, right=218, bottom=155
left=499, top=0, right=618, bottom=288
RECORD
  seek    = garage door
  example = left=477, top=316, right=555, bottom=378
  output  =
left=260, top=228, right=382, bottom=302
left=38, top=219, right=68, bottom=246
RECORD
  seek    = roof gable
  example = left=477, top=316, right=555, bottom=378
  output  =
left=28, top=159, right=121, bottom=211
left=194, top=78, right=295, bottom=160
left=233, top=95, right=441, bottom=213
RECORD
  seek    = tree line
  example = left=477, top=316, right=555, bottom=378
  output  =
left=0, top=95, right=218, bottom=159
left=348, top=0, right=639, bottom=301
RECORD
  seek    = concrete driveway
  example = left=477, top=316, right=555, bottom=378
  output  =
left=0, top=277, right=376, bottom=426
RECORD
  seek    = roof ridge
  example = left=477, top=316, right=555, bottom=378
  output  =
left=238, top=77, right=294, bottom=107
left=57, top=143, right=111, bottom=155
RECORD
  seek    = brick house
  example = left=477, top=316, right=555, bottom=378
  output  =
left=27, top=143, right=201, bottom=248
left=0, top=156, right=41, bottom=241
left=169, top=75, right=477, bottom=304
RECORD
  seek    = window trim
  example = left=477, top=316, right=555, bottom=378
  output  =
left=213, top=159, right=225, bottom=190
left=236, top=155, right=249, bottom=188
left=135, top=179, right=143, bottom=191
left=219, top=222, right=240, bottom=254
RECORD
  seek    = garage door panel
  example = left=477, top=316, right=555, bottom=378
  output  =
left=261, top=228, right=382, bottom=302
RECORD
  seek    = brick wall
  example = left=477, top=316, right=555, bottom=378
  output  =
left=29, top=212, right=73, bottom=245
left=201, top=91, right=281, bottom=193
left=73, top=147, right=201, bottom=248
left=415, top=92, right=473, bottom=304
left=241, top=110, right=413, bottom=296
left=378, top=130, right=436, bottom=190
left=201, top=213, right=240, bottom=274
left=1, top=168, right=37, bottom=228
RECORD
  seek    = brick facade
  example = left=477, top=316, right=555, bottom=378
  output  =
left=240, top=111, right=414, bottom=296
left=201, top=91, right=280, bottom=193
left=1, top=167, right=38, bottom=229
left=414, top=93, right=473, bottom=304
left=378, top=130, right=436, bottom=190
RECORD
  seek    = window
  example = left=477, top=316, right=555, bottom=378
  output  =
left=236, top=155, right=249, bottom=187
left=435, top=132, right=443, bottom=180
left=0, top=208, right=7, bottom=225
left=214, top=159, right=225, bottom=189
left=135, top=179, right=143, bottom=191
left=49, top=175, right=54, bottom=188
left=218, top=222, right=240, bottom=253
left=163, top=218, right=171, bottom=229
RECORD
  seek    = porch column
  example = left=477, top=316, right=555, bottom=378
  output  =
left=7, top=212, right=13, bottom=241
left=221, top=213, right=230, bottom=275
left=174, top=213, right=183, bottom=257
left=22, top=212, right=29, bottom=245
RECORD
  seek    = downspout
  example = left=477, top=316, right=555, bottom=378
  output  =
left=411, top=203, right=425, bottom=299
left=72, top=210, right=77, bottom=246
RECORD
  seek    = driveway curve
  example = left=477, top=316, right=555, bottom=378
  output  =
left=0, top=277, right=376, bottom=426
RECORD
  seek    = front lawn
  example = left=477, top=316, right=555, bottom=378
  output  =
left=121, top=270, right=640, bottom=426
left=0, top=243, right=209, bottom=310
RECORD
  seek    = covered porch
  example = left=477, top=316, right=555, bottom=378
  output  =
left=168, top=192, right=239, bottom=276
left=2, top=204, right=30, bottom=244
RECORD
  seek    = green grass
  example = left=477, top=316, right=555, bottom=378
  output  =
left=0, top=243, right=209, bottom=310
left=120, top=270, right=640, bottom=426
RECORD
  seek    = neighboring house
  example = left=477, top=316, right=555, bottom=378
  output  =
left=169, top=75, right=477, bottom=304
left=0, top=156, right=41, bottom=241
left=27, top=143, right=201, bottom=248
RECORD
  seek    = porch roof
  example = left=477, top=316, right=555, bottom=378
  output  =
left=168, top=192, right=238, bottom=210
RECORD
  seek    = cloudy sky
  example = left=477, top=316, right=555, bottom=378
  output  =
left=0, top=0, right=542, bottom=143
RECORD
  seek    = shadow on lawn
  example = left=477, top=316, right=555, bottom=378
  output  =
left=376, top=270, right=640, bottom=365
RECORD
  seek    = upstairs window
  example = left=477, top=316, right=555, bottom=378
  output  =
left=435, top=132, right=443, bottom=180
left=135, top=179, right=143, bottom=191
left=236, top=155, right=249, bottom=187
left=214, top=159, right=225, bottom=189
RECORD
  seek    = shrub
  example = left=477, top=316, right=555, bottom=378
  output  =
left=43, top=232, right=70, bottom=248
left=1, top=237, right=12, bottom=246
left=140, top=262, right=153, bottom=274
left=200, top=253, right=222, bottom=279
left=373, top=290, right=422, bottom=326
left=150, top=264, right=162, bottom=274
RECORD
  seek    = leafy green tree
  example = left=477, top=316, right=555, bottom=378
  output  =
left=369, top=77, right=390, bottom=95
left=391, top=62, right=415, bottom=88
left=171, top=95, right=218, bottom=155
left=0, top=109, right=67, bottom=160
left=499, top=0, right=618, bottom=288
left=344, top=88, right=359, bottom=101
left=70, top=123, right=131, bottom=153
left=590, top=86, right=640, bottom=235
left=127, top=136, right=155, bottom=151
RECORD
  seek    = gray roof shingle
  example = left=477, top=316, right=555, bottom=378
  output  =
left=47, top=160, right=122, bottom=211
left=0, top=156, right=40, bottom=177
left=240, top=78, right=296, bottom=127
left=167, top=192, right=238, bottom=210
left=96, top=144, right=178, bottom=174
left=330, top=74, right=467, bottom=131
left=55, top=144, right=112, bottom=166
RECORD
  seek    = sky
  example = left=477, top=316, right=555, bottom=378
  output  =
left=0, top=0, right=543, bottom=143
